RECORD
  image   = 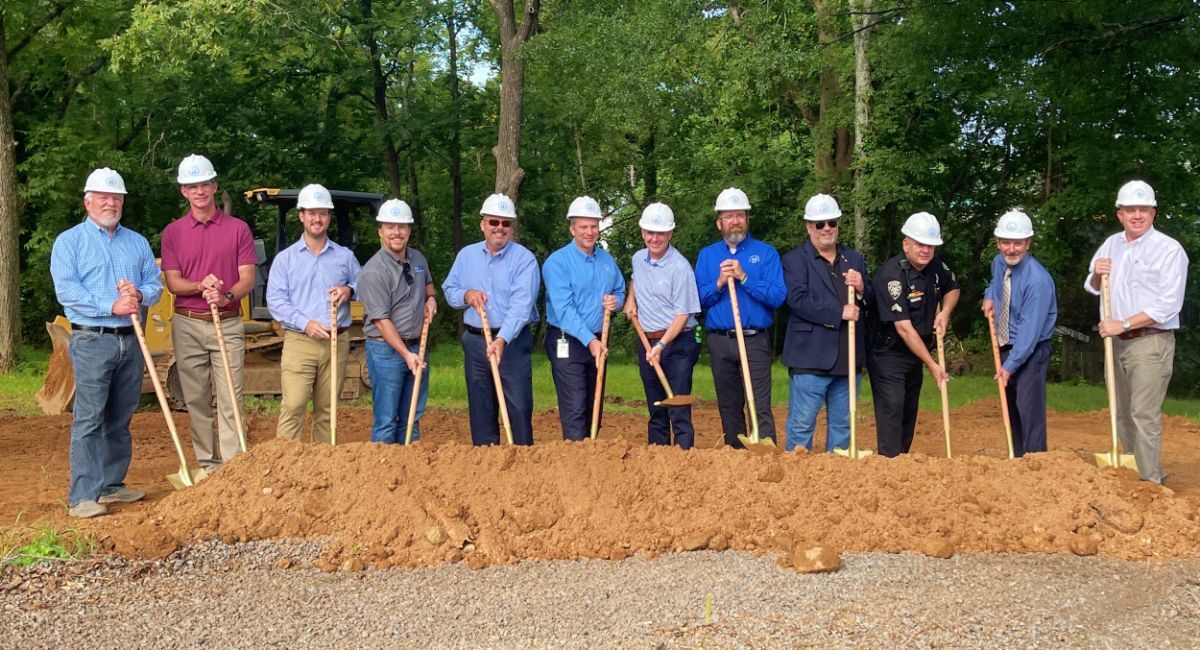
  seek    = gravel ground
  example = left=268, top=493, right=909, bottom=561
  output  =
left=3, top=542, right=1199, bottom=649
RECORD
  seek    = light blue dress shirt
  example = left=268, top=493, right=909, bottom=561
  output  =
left=984, top=253, right=1057, bottom=373
left=267, top=237, right=361, bottom=332
left=543, top=242, right=626, bottom=347
left=50, top=219, right=163, bottom=327
left=441, top=240, right=540, bottom=343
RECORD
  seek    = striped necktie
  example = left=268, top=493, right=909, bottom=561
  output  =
left=997, top=267, right=1011, bottom=346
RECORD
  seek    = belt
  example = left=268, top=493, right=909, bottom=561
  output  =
left=465, top=325, right=500, bottom=337
left=548, top=326, right=601, bottom=339
left=368, top=335, right=421, bottom=347
left=174, top=307, right=240, bottom=321
left=72, top=324, right=134, bottom=336
left=1118, top=326, right=1170, bottom=341
left=644, top=328, right=691, bottom=341
left=709, top=328, right=760, bottom=337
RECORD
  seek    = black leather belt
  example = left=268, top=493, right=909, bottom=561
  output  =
left=72, top=324, right=134, bottom=336
left=368, top=335, right=421, bottom=346
left=465, top=325, right=500, bottom=337
left=645, top=328, right=691, bottom=341
left=709, top=328, right=760, bottom=337
left=548, top=326, right=601, bottom=339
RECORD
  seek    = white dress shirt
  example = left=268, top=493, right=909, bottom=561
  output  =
left=1084, top=227, right=1189, bottom=328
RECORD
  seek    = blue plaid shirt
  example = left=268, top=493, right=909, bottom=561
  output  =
left=50, top=219, right=163, bottom=327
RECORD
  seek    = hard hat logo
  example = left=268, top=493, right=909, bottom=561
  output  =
left=189, top=166, right=200, bottom=177
left=106, top=176, right=117, bottom=187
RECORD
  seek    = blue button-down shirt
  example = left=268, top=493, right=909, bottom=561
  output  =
left=984, top=253, right=1057, bottom=373
left=267, top=237, right=361, bottom=332
left=442, top=240, right=541, bottom=343
left=632, top=245, right=699, bottom=332
left=543, top=242, right=626, bottom=347
left=50, top=219, right=163, bottom=327
left=695, top=236, right=786, bottom=330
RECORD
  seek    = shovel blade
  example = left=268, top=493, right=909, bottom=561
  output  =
left=737, top=434, right=778, bottom=454
left=833, top=447, right=875, bottom=459
left=1094, top=452, right=1139, bottom=472
left=167, top=467, right=208, bottom=491
left=653, top=395, right=697, bottom=407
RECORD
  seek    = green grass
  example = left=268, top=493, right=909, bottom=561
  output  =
left=5, top=341, right=1200, bottom=424
left=0, top=523, right=97, bottom=567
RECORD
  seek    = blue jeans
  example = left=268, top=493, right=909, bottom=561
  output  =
left=68, top=330, right=143, bottom=506
left=365, top=338, right=429, bottom=444
left=786, top=372, right=860, bottom=452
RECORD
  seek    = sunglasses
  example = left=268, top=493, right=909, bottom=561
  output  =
left=401, top=261, right=414, bottom=287
left=486, top=218, right=513, bottom=228
left=813, top=219, right=839, bottom=230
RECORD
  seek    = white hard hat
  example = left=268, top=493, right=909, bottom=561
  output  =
left=714, top=187, right=751, bottom=212
left=176, top=154, right=217, bottom=185
left=83, top=167, right=127, bottom=195
left=901, top=211, right=943, bottom=246
left=804, top=193, right=842, bottom=221
left=639, top=202, right=676, bottom=232
left=993, top=209, right=1033, bottom=239
left=566, top=195, right=602, bottom=220
left=376, top=199, right=414, bottom=224
left=1115, top=180, right=1156, bottom=207
left=297, top=183, right=335, bottom=210
left=480, top=193, right=517, bottom=219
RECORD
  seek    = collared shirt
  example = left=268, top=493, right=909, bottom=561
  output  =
left=695, top=235, right=786, bottom=330
left=160, top=208, right=257, bottom=312
left=984, top=254, right=1057, bottom=373
left=50, top=218, right=164, bottom=327
left=266, top=237, right=361, bottom=332
left=873, top=254, right=958, bottom=338
left=442, top=240, right=540, bottom=343
left=1084, top=227, right=1188, bottom=328
left=631, top=245, right=699, bottom=332
left=359, top=248, right=433, bottom=340
left=543, top=242, right=626, bottom=347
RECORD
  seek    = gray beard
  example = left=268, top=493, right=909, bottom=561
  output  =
left=725, top=232, right=746, bottom=248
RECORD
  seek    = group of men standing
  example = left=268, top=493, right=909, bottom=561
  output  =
left=50, top=158, right=1187, bottom=518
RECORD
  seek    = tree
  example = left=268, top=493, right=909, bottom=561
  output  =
left=488, top=0, right=540, bottom=202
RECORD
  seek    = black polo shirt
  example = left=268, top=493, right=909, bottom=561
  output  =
left=872, top=253, right=957, bottom=340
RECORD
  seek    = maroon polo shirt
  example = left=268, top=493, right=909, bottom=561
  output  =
left=160, top=208, right=257, bottom=312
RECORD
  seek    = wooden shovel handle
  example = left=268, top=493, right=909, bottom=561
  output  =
left=590, top=308, right=611, bottom=439
left=210, top=303, right=247, bottom=453
left=728, top=281, right=760, bottom=440
left=630, top=312, right=675, bottom=398
left=847, top=285, right=858, bottom=458
left=1101, top=276, right=1120, bottom=461
left=404, top=312, right=432, bottom=445
left=330, top=302, right=338, bottom=446
left=987, top=312, right=1014, bottom=459
left=477, top=307, right=514, bottom=445
left=130, top=312, right=193, bottom=477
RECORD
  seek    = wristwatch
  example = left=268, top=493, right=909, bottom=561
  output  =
left=223, top=291, right=235, bottom=304
left=1121, top=319, right=1131, bottom=331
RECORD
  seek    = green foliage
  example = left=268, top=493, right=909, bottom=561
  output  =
left=0, top=524, right=97, bottom=567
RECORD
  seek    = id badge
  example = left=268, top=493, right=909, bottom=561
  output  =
left=556, top=336, right=570, bottom=359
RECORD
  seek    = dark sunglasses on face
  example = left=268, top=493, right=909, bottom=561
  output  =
left=486, top=218, right=512, bottom=228
left=813, top=219, right=839, bottom=230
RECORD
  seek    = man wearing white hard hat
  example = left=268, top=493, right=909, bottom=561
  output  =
left=267, top=184, right=362, bottom=443
left=622, top=202, right=702, bottom=448
left=50, top=168, right=163, bottom=518
left=695, top=187, right=786, bottom=448
left=358, top=199, right=437, bottom=444
left=442, top=193, right=540, bottom=445
left=780, top=194, right=872, bottom=453
left=981, top=210, right=1057, bottom=456
left=543, top=196, right=626, bottom=441
left=1085, top=181, right=1188, bottom=484
left=160, top=154, right=257, bottom=471
left=867, top=211, right=960, bottom=457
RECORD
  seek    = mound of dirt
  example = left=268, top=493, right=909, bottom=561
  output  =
left=103, top=439, right=1200, bottom=569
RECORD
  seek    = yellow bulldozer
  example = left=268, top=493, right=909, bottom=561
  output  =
left=37, top=188, right=385, bottom=415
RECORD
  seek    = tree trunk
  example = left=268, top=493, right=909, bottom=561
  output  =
left=852, top=0, right=878, bottom=254
left=446, top=2, right=465, bottom=250
left=0, top=19, right=23, bottom=372
left=810, top=0, right=850, bottom=191
left=361, top=0, right=404, bottom=198
left=488, top=0, right=540, bottom=202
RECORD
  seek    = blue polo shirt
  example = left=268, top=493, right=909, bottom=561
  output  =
left=695, top=236, right=786, bottom=330
left=631, top=245, right=699, bottom=332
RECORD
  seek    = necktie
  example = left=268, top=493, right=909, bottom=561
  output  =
left=997, top=267, right=1011, bottom=346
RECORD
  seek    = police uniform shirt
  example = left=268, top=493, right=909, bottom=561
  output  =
left=359, top=247, right=432, bottom=340
left=873, top=253, right=958, bottom=339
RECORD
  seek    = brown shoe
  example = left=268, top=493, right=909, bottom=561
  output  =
left=98, top=487, right=146, bottom=504
left=68, top=500, right=108, bottom=518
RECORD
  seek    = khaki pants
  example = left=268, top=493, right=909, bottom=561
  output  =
left=276, top=330, right=349, bottom=444
left=1113, top=332, right=1175, bottom=483
left=171, top=314, right=245, bottom=471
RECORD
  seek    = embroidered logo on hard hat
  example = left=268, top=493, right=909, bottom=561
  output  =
left=888, top=280, right=902, bottom=299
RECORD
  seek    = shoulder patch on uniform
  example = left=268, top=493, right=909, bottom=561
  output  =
left=887, top=280, right=902, bottom=300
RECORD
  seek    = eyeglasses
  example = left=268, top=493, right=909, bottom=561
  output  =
left=401, top=261, right=414, bottom=287
left=813, top=219, right=839, bottom=230
left=486, top=218, right=512, bottom=228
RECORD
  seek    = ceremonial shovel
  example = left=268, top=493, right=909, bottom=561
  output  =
left=728, top=282, right=775, bottom=450
left=330, top=302, right=338, bottom=446
left=210, top=303, right=247, bottom=453
left=986, top=308, right=1016, bottom=460
left=834, top=285, right=872, bottom=459
left=1094, top=276, right=1138, bottom=471
left=589, top=308, right=612, bottom=439
left=936, top=302, right=952, bottom=459
left=404, top=312, right=431, bottom=446
left=131, top=312, right=206, bottom=489
left=629, top=312, right=695, bottom=407
left=477, top=306, right=514, bottom=445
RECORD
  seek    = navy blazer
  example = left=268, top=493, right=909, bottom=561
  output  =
left=781, top=242, right=873, bottom=371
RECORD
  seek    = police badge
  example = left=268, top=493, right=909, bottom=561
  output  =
left=887, top=280, right=902, bottom=300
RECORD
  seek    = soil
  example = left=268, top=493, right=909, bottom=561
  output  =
left=2, top=402, right=1199, bottom=570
